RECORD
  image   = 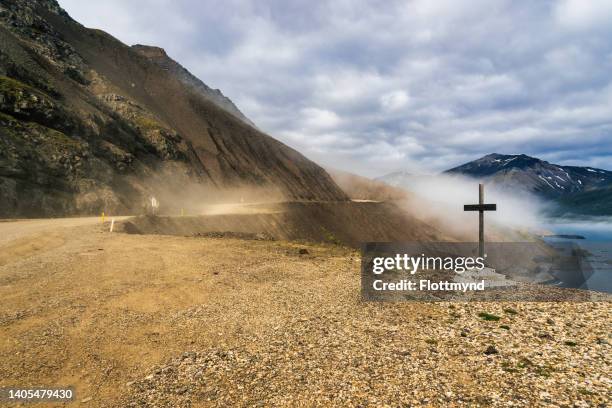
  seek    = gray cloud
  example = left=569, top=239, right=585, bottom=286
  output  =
left=59, top=0, right=612, bottom=176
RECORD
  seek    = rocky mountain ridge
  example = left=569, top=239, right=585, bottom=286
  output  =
left=445, top=153, right=612, bottom=198
left=0, top=0, right=347, bottom=217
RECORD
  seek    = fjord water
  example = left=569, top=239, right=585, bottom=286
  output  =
left=542, top=217, right=612, bottom=293
left=544, top=217, right=612, bottom=241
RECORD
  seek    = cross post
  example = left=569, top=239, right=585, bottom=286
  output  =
left=463, top=183, right=497, bottom=258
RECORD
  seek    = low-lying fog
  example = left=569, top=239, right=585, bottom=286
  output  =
left=396, top=174, right=547, bottom=240
left=398, top=173, right=612, bottom=241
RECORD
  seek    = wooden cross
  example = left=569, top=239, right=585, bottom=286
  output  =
left=464, top=183, right=496, bottom=258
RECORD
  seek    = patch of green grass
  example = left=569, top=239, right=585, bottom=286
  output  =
left=564, top=340, right=577, bottom=347
left=0, top=74, right=57, bottom=99
left=501, top=361, right=518, bottom=373
left=132, top=115, right=163, bottom=131
left=535, top=363, right=555, bottom=377
left=503, top=307, right=518, bottom=315
left=478, top=312, right=501, bottom=321
left=578, top=388, right=595, bottom=396
left=499, top=325, right=510, bottom=330
left=534, top=366, right=552, bottom=377
left=0, top=75, right=35, bottom=95
left=0, top=111, right=17, bottom=123
left=517, top=358, right=533, bottom=368
left=321, top=227, right=341, bottom=245
left=44, top=128, right=81, bottom=147
left=509, top=358, right=554, bottom=377
left=425, top=338, right=437, bottom=345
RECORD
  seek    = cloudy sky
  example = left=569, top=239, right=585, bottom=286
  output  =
left=59, top=0, right=612, bottom=177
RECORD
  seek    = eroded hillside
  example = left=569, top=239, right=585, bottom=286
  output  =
left=0, top=0, right=347, bottom=217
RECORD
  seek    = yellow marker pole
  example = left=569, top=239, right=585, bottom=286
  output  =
left=101, top=211, right=105, bottom=223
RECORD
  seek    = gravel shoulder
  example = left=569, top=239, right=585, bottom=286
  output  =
left=0, top=221, right=609, bottom=407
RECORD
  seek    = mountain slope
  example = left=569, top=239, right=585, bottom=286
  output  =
left=327, top=169, right=409, bottom=201
left=131, top=44, right=256, bottom=128
left=554, top=186, right=612, bottom=216
left=445, top=153, right=612, bottom=198
left=0, top=0, right=347, bottom=216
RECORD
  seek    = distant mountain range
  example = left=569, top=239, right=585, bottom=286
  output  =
left=445, top=153, right=612, bottom=198
left=379, top=153, right=612, bottom=216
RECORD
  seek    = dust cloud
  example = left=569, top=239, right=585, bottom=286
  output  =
left=327, top=169, right=409, bottom=202
left=125, top=166, right=549, bottom=243
left=135, top=174, right=288, bottom=216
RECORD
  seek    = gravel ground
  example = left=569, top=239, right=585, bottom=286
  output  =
left=125, top=301, right=610, bottom=407
left=122, top=246, right=610, bottom=408
left=0, top=221, right=609, bottom=407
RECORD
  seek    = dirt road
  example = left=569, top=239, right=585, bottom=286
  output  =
left=0, top=216, right=131, bottom=246
left=0, top=219, right=609, bottom=407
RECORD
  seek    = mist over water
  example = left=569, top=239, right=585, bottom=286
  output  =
left=392, top=173, right=612, bottom=239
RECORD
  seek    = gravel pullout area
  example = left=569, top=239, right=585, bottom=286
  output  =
left=126, top=300, right=611, bottom=407
left=123, top=253, right=611, bottom=407
left=0, top=222, right=609, bottom=407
